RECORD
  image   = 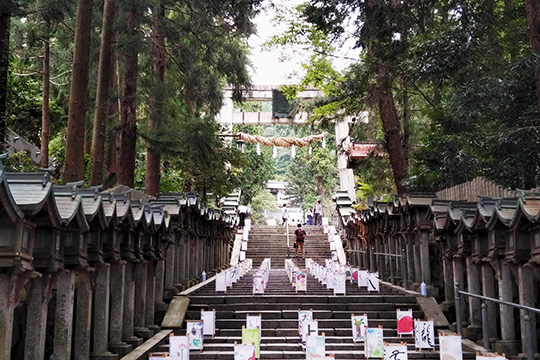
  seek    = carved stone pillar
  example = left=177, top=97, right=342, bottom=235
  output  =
left=122, top=261, right=142, bottom=347
left=24, top=274, right=52, bottom=360
left=108, top=261, right=131, bottom=357
left=54, top=270, right=76, bottom=359
left=518, top=265, right=537, bottom=355
left=74, top=270, right=94, bottom=360
left=133, top=261, right=151, bottom=339
left=464, top=258, right=482, bottom=340
left=481, top=262, right=497, bottom=339
left=145, top=261, right=159, bottom=333
left=91, top=263, right=117, bottom=359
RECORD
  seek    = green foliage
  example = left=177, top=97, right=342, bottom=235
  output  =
left=249, top=188, right=278, bottom=224
left=4, top=151, right=40, bottom=172
left=295, top=0, right=540, bottom=195
left=233, top=125, right=275, bottom=205
left=285, top=144, right=337, bottom=209
left=6, top=71, right=66, bottom=145
left=8, top=0, right=262, bottom=195
left=355, top=155, right=396, bottom=206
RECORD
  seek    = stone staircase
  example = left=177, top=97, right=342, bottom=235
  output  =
left=246, top=225, right=331, bottom=267
left=166, top=224, right=473, bottom=360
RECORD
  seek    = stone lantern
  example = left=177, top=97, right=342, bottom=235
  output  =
left=79, top=187, right=108, bottom=265
left=513, top=193, right=540, bottom=266
left=5, top=172, right=61, bottom=273
left=529, top=225, right=540, bottom=265
left=485, top=199, right=511, bottom=260
left=100, top=193, right=119, bottom=262
left=53, top=183, right=90, bottom=269
left=0, top=171, right=34, bottom=272
left=151, top=205, right=170, bottom=260
left=122, top=199, right=142, bottom=262
left=0, top=165, right=52, bottom=360
left=504, top=225, right=530, bottom=265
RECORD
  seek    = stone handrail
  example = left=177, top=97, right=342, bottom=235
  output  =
left=119, top=330, right=173, bottom=360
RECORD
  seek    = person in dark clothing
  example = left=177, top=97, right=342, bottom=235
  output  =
left=295, top=223, right=306, bottom=258
left=313, top=200, right=322, bottom=226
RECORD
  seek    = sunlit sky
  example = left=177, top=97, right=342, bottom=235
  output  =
left=248, top=1, right=360, bottom=86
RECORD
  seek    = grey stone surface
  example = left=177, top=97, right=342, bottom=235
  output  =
left=92, top=263, right=115, bottom=358
left=161, top=297, right=190, bottom=329
left=109, top=262, right=125, bottom=344
left=518, top=266, right=537, bottom=354
left=74, top=270, right=93, bottom=360
left=499, top=262, right=516, bottom=341
left=24, top=274, right=51, bottom=360
left=54, top=270, right=75, bottom=359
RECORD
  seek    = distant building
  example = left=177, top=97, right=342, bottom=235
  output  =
left=266, top=180, right=288, bottom=206
left=6, top=128, right=41, bottom=164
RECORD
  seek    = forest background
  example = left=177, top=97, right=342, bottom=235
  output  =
left=2, top=0, right=540, bottom=216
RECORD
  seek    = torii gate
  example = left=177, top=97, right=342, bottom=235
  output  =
left=217, top=85, right=356, bottom=199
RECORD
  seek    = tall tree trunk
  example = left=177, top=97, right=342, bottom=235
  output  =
left=525, top=0, right=540, bottom=113
left=90, top=0, right=116, bottom=186
left=401, top=78, right=410, bottom=162
left=117, top=5, right=138, bottom=188
left=146, top=0, right=165, bottom=196
left=370, top=64, right=408, bottom=195
left=0, top=12, right=10, bottom=151
left=105, top=34, right=119, bottom=181
left=40, top=19, right=50, bottom=168
left=63, top=0, right=94, bottom=183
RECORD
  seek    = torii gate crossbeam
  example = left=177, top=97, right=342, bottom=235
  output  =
left=218, top=85, right=357, bottom=199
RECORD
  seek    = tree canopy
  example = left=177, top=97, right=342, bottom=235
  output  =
left=4, top=0, right=265, bottom=199
left=268, top=0, right=540, bottom=199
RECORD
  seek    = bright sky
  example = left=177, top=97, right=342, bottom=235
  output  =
left=248, top=1, right=360, bottom=86
left=248, top=1, right=304, bottom=86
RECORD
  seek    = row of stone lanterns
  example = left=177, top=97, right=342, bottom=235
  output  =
left=0, top=158, right=238, bottom=360
left=335, top=187, right=540, bottom=358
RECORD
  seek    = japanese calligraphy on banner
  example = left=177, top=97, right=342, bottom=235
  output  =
left=168, top=334, right=189, bottom=360
left=186, top=321, right=204, bottom=350
left=351, top=314, right=369, bottom=342
left=439, top=335, right=462, bottom=360
left=366, top=327, right=384, bottom=358
left=396, top=310, right=413, bottom=335
left=358, top=270, right=369, bottom=287
left=302, top=320, right=319, bottom=348
left=298, top=310, right=313, bottom=336
left=367, top=272, right=380, bottom=292
left=414, top=320, right=435, bottom=349
left=384, top=343, right=408, bottom=360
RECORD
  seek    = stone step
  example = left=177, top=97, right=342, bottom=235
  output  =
left=174, top=348, right=475, bottom=360
left=186, top=309, right=424, bottom=320
left=189, top=303, right=416, bottom=312
left=171, top=225, right=465, bottom=360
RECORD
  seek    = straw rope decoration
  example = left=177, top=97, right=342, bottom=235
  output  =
left=237, top=132, right=329, bottom=148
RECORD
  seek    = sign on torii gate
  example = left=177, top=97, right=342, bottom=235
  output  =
left=217, top=85, right=357, bottom=199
